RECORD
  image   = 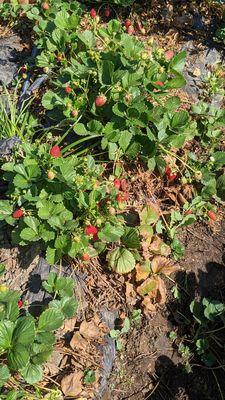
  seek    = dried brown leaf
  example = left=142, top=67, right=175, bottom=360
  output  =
left=70, top=332, right=89, bottom=351
left=61, top=371, right=83, bottom=397
left=80, top=320, right=100, bottom=340
left=135, top=261, right=151, bottom=281
left=151, top=256, right=177, bottom=276
left=125, top=282, right=137, bottom=306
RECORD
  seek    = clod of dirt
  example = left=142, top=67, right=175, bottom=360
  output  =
left=0, top=34, right=23, bottom=86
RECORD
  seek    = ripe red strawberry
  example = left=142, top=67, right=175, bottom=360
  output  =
left=127, top=25, right=135, bottom=35
left=165, top=50, right=174, bottom=60
left=114, top=179, right=121, bottom=190
left=124, top=19, right=132, bottom=29
left=49, top=145, right=61, bottom=158
left=82, top=253, right=90, bottom=262
left=12, top=209, right=24, bottom=219
left=121, top=179, right=127, bottom=192
left=90, top=8, right=97, bottom=18
left=18, top=300, right=23, bottom=308
left=65, top=86, right=72, bottom=94
left=85, top=225, right=98, bottom=235
left=104, top=7, right=110, bottom=17
left=165, top=166, right=171, bottom=176
left=42, top=2, right=49, bottom=10
left=168, top=173, right=177, bottom=182
left=155, top=81, right=164, bottom=87
left=93, top=233, right=99, bottom=242
left=95, top=95, right=107, bottom=107
left=208, top=210, right=217, bottom=221
left=71, top=109, right=78, bottom=118
left=116, top=192, right=129, bottom=202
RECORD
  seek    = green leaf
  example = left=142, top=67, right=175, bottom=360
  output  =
left=42, top=91, right=58, bottom=110
left=13, top=317, right=35, bottom=346
left=169, top=51, right=186, bottom=73
left=20, top=363, right=43, bottom=384
left=0, top=201, right=13, bottom=221
left=216, top=174, right=225, bottom=200
left=36, top=332, right=55, bottom=346
left=99, top=60, right=114, bottom=86
left=121, top=227, right=140, bottom=249
left=38, top=309, right=64, bottom=332
left=108, top=142, right=118, bottom=160
left=0, top=321, right=14, bottom=351
left=23, top=217, right=39, bottom=233
left=49, top=297, right=78, bottom=319
left=74, top=123, right=90, bottom=136
left=108, top=248, right=136, bottom=274
left=98, top=223, right=124, bottom=242
left=164, top=96, right=181, bottom=111
left=20, top=228, right=38, bottom=242
left=45, top=247, right=57, bottom=264
left=8, top=344, right=29, bottom=370
left=13, top=174, right=28, bottom=189
left=167, top=74, right=186, bottom=89
left=139, top=204, right=159, bottom=225
left=0, top=364, right=10, bottom=387
left=54, top=10, right=70, bottom=29
left=118, top=130, right=133, bottom=152
left=77, top=30, right=95, bottom=48
left=171, top=111, right=189, bottom=129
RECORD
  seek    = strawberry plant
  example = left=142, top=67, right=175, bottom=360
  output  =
left=0, top=142, right=128, bottom=265
left=0, top=272, right=77, bottom=389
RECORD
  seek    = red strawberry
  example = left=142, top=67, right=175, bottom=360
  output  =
left=165, top=50, right=174, bottom=60
left=136, top=21, right=142, bottom=31
left=104, top=7, right=110, bottom=17
left=116, top=192, right=129, bottom=202
left=49, top=145, right=61, bottom=158
left=85, top=225, right=98, bottom=235
left=90, top=8, right=97, bottom=18
left=208, top=210, right=217, bottom=221
left=65, top=86, right=72, bottom=94
left=168, top=173, right=177, bottom=182
left=95, top=95, right=107, bottom=107
left=165, top=166, right=171, bottom=176
left=123, top=193, right=129, bottom=201
left=114, top=179, right=121, bottom=190
left=42, top=2, right=49, bottom=10
left=82, top=253, right=90, bottom=262
left=18, top=300, right=23, bottom=308
left=93, top=233, right=99, bottom=242
left=155, top=81, right=164, bottom=87
left=12, top=209, right=24, bottom=219
left=185, top=210, right=193, bottom=215
left=124, top=19, right=132, bottom=29
left=127, top=25, right=135, bottom=35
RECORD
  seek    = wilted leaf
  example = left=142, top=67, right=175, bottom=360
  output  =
left=125, top=282, right=137, bottom=306
left=135, top=261, right=151, bottom=281
left=155, top=277, right=167, bottom=305
left=70, top=332, right=88, bottom=351
left=61, top=371, right=83, bottom=397
left=151, top=256, right=177, bottom=276
left=149, top=236, right=171, bottom=256
left=137, top=278, right=158, bottom=296
left=139, top=203, right=159, bottom=225
left=139, top=225, right=154, bottom=244
left=142, top=297, right=156, bottom=313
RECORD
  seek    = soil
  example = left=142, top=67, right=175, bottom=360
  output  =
left=106, top=218, right=225, bottom=400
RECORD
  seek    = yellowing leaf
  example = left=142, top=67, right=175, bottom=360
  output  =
left=139, top=203, right=160, bottom=225
left=139, top=225, right=154, bottom=243
left=137, top=278, right=158, bottom=297
left=135, top=261, right=151, bottom=281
